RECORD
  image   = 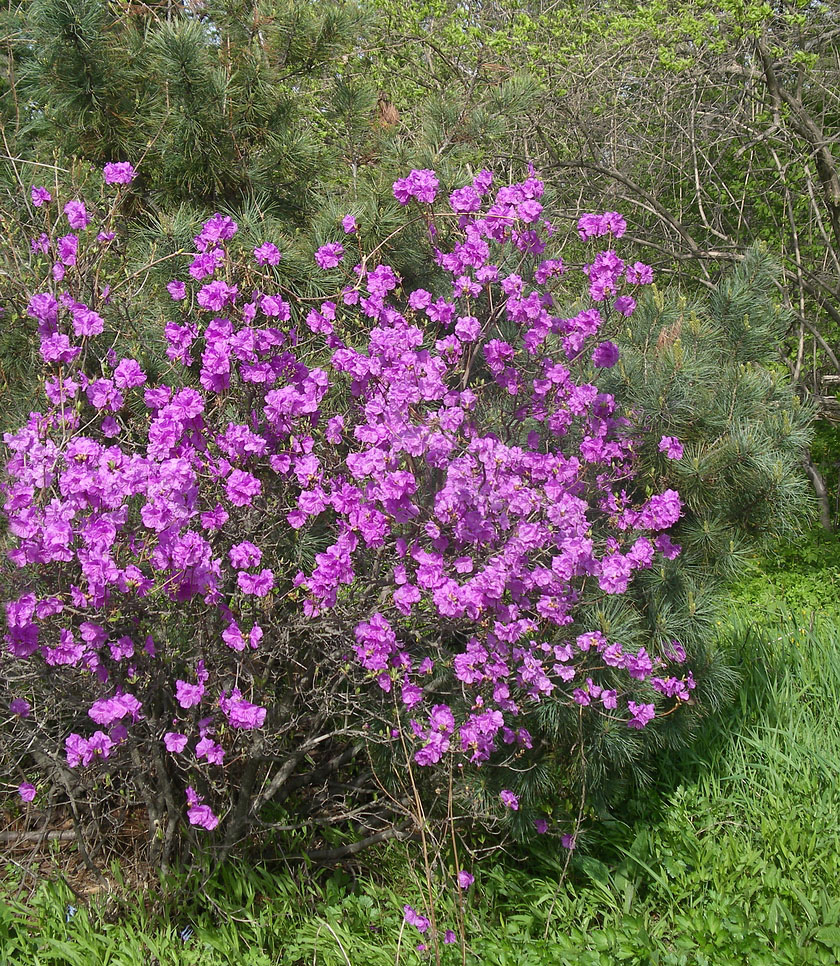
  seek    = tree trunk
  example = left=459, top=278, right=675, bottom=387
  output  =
left=803, top=455, right=833, bottom=530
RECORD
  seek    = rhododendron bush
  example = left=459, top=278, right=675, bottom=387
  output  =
left=1, top=163, right=700, bottom=865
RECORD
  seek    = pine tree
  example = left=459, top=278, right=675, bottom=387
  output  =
left=491, top=250, right=816, bottom=834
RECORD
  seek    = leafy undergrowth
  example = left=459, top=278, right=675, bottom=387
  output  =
left=3, top=606, right=840, bottom=965
left=729, top=528, right=840, bottom=621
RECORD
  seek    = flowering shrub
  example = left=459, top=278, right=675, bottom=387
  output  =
left=1, top=163, right=698, bottom=865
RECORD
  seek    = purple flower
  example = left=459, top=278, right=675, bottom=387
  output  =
left=219, top=689, right=267, bottom=730
left=428, top=704, right=455, bottom=734
left=627, top=701, right=656, bottom=729
left=229, top=541, right=262, bottom=569
left=190, top=251, right=222, bottom=280
left=598, top=553, right=632, bottom=594
left=31, top=186, right=52, bottom=207
left=175, top=680, right=205, bottom=709
left=226, top=469, right=261, bottom=507
left=113, top=358, right=146, bottom=389
left=222, top=622, right=246, bottom=652
left=88, top=692, right=142, bottom=726
left=639, top=490, right=682, bottom=530
left=614, top=294, right=636, bottom=317
left=655, top=533, right=682, bottom=560
left=167, top=280, right=187, bottom=301
left=18, top=782, right=37, bottom=803
left=315, top=242, right=344, bottom=270
left=626, top=261, right=654, bottom=284
left=164, top=732, right=188, bottom=753
left=237, top=568, right=274, bottom=597
left=401, top=681, right=423, bottom=708
left=103, top=162, right=136, bottom=184
left=577, top=211, right=626, bottom=241
left=408, top=289, right=431, bottom=311
left=64, top=200, right=89, bottom=231
left=601, top=690, right=618, bottom=709
left=393, top=583, right=421, bottom=615
left=9, top=698, right=31, bottom=717
left=72, top=306, right=105, bottom=338
left=197, top=280, right=237, bottom=311
left=561, top=833, right=577, bottom=850
left=658, top=435, right=684, bottom=460
left=393, top=169, right=439, bottom=205
left=187, top=804, right=219, bottom=830
left=58, top=234, right=78, bottom=266
left=449, top=185, right=482, bottom=213
left=196, top=736, right=225, bottom=764
left=444, top=930, right=457, bottom=944
left=65, top=734, right=89, bottom=768
left=341, top=215, right=358, bottom=234
left=457, top=870, right=474, bottom=889
left=195, top=213, right=238, bottom=251
left=518, top=199, right=543, bottom=223
left=455, top=315, right=480, bottom=342
left=500, top=789, right=519, bottom=810
left=403, top=905, right=430, bottom=933
left=534, top=818, right=549, bottom=834
left=254, top=242, right=281, bottom=266
left=591, top=340, right=619, bottom=368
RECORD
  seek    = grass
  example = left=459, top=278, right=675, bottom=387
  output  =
left=728, top=528, right=840, bottom=621
left=3, top=546, right=840, bottom=964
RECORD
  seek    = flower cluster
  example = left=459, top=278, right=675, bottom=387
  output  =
left=2, top=164, right=693, bottom=839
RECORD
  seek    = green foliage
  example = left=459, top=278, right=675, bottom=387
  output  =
left=511, top=250, right=816, bottom=817
left=608, top=248, right=814, bottom=561
left=729, top=528, right=840, bottom=621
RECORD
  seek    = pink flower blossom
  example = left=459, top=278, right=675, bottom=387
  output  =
left=254, top=242, right=281, bottom=266
left=18, top=782, right=37, bottom=802
left=614, top=295, right=636, bottom=316
left=403, top=905, right=430, bottom=933
left=627, top=701, right=656, bottom=729
left=626, top=261, right=654, bottom=284
left=229, top=541, right=262, bottom=569
left=577, top=211, right=626, bottom=240
left=164, top=732, right=188, bottom=753
left=592, top=341, right=619, bottom=368
left=167, top=280, right=187, bottom=301
left=175, top=680, right=205, bottom=709
left=315, top=243, right=344, bottom=270
left=500, top=789, right=519, bottom=810
left=196, top=736, right=225, bottom=764
left=237, top=568, right=274, bottom=597
left=31, top=186, right=51, bottom=207
left=64, top=200, right=89, bottom=231
left=658, top=435, right=684, bottom=460
left=226, top=469, right=261, bottom=507
left=187, top=804, right=219, bottom=830
left=103, top=162, right=136, bottom=184
left=219, top=689, right=267, bottom=729
left=393, top=169, right=439, bottom=205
